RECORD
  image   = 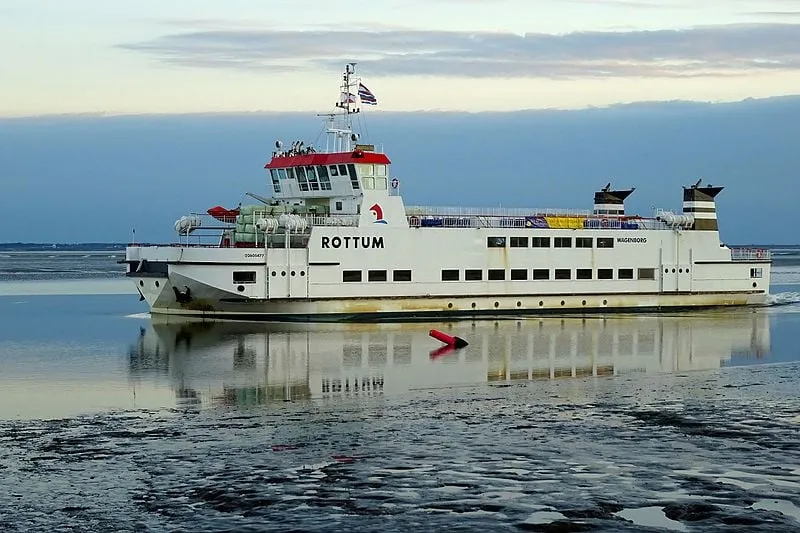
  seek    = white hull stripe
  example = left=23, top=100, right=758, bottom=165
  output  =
left=683, top=201, right=716, bottom=209
left=692, top=212, right=718, bottom=219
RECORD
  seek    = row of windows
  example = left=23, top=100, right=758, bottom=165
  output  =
left=440, top=268, right=657, bottom=281
left=269, top=163, right=391, bottom=194
left=343, top=270, right=412, bottom=283
left=488, top=236, right=616, bottom=248
left=339, top=268, right=658, bottom=283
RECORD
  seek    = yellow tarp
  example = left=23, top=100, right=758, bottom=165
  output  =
left=544, top=216, right=585, bottom=229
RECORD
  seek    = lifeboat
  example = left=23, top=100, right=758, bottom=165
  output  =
left=207, top=205, right=240, bottom=223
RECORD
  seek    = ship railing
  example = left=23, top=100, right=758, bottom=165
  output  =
left=405, top=206, right=672, bottom=230
left=731, top=248, right=771, bottom=262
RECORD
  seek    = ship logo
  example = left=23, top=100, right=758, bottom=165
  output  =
left=369, top=203, right=388, bottom=224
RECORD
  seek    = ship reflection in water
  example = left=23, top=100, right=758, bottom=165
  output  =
left=128, top=311, right=770, bottom=409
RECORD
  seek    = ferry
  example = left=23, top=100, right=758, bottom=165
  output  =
left=125, top=64, right=772, bottom=321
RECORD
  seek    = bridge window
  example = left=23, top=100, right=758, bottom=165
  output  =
left=295, top=166, right=309, bottom=191
left=750, top=268, right=763, bottom=278
left=441, top=269, right=459, bottom=281
left=533, top=269, right=549, bottom=280
left=335, top=201, right=343, bottom=211
left=555, top=269, right=571, bottom=280
left=393, top=270, right=412, bottom=282
left=532, top=237, right=550, bottom=248
left=576, top=237, right=593, bottom=248
left=306, top=166, right=320, bottom=191
left=554, top=237, right=572, bottom=248
left=269, top=169, right=281, bottom=193
left=376, top=177, right=387, bottom=190
left=285, top=167, right=295, bottom=180
left=233, top=271, right=256, bottom=284
left=317, top=165, right=332, bottom=190
left=488, top=269, right=505, bottom=280
left=363, top=177, right=375, bottom=189
left=465, top=269, right=483, bottom=281
left=376, top=165, right=387, bottom=177
left=329, top=165, right=339, bottom=177
left=343, top=270, right=362, bottom=282
left=598, top=269, right=613, bottom=280
left=510, top=237, right=528, bottom=248
left=487, top=237, right=506, bottom=248
left=277, top=168, right=287, bottom=180
left=618, top=268, right=634, bottom=280
left=346, top=164, right=360, bottom=190
left=638, top=268, right=656, bottom=280
left=368, top=270, right=387, bottom=282
left=577, top=269, right=592, bottom=280
left=597, top=237, right=614, bottom=248
left=510, top=269, right=527, bottom=280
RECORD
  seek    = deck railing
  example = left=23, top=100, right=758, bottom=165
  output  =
left=731, top=248, right=771, bottom=262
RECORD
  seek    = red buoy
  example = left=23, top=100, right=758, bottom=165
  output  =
left=429, top=329, right=469, bottom=348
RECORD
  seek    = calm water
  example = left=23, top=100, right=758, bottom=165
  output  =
left=1, top=250, right=800, bottom=532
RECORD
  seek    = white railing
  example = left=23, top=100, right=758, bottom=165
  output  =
left=731, top=248, right=771, bottom=262
left=405, top=205, right=595, bottom=217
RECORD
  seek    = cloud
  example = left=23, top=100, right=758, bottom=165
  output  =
left=119, top=23, right=800, bottom=79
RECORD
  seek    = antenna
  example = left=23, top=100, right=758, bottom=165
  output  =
left=602, top=182, right=611, bottom=192
left=694, top=178, right=702, bottom=188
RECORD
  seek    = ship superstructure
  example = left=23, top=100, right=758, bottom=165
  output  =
left=125, top=64, right=771, bottom=321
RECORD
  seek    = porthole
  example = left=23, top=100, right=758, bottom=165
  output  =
left=291, top=270, right=296, bottom=276
left=155, top=280, right=160, bottom=288
left=139, top=280, right=144, bottom=287
left=539, top=301, right=544, bottom=307
left=665, top=268, right=669, bottom=273
left=753, top=282, right=757, bottom=288
left=603, top=299, right=608, bottom=305
left=271, top=271, right=277, bottom=277
left=560, top=300, right=565, bottom=306
left=686, top=269, right=690, bottom=274
left=582, top=300, right=587, bottom=306
left=448, top=303, right=453, bottom=309
left=300, top=271, right=306, bottom=276
left=672, top=268, right=676, bottom=273
left=471, top=302, right=477, bottom=309
left=679, top=268, right=683, bottom=273
left=237, top=285, right=245, bottom=292
left=281, top=271, right=286, bottom=277
left=516, top=301, right=522, bottom=307
left=494, top=301, right=499, bottom=308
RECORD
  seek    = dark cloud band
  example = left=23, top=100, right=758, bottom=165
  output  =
left=119, top=23, right=800, bottom=78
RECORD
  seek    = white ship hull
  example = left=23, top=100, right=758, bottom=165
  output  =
left=126, top=222, right=770, bottom=321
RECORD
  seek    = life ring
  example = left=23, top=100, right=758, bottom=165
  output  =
left=409, top=215, right=420, bottom=227
left=391, top=178, right=399, bottom=189
left=756, top=250, right=764, bottom=259
left=600, top=218, right=610, bottom=228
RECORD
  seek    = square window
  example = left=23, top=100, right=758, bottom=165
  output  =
left=465, top=269, right=483, bottom=281
left=598, top=268, right=613, bottom=280
left=510, top=269, right=528, bottom=280
left=233, top=271, right=256, bottom=284
left=555, top=269, right=571, bottom=280
left=554, top=237, right=572, bottom=248
left=368, top=270, right=387, bottom=282
left=618, top=268, right=634, bottom=280
left=576, top=237, right=593, bottom=248
left=393, top=270, right=412, bottom=282
left=487, top=237, right=506, bottom=248
left=638, top=268, right=656, bottom=280
left=343, top=270, right=362, bottom=282
left=510, top=237, right=528, bottom=248
left=488, top=269, right=505, bottom=280
left=532, top=237, right=550, bottom=248
left=597, top=237, right=614, bottom=248
left=533, top=269, right=550, bottom=280
left=441, top=269, right=459, bottom=281
left=576, top=269, right=592, bottom=280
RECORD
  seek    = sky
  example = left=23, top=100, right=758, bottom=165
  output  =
left=3, top=0, right=800, bottom=115
left=1, top=1, right=799, bottom=245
